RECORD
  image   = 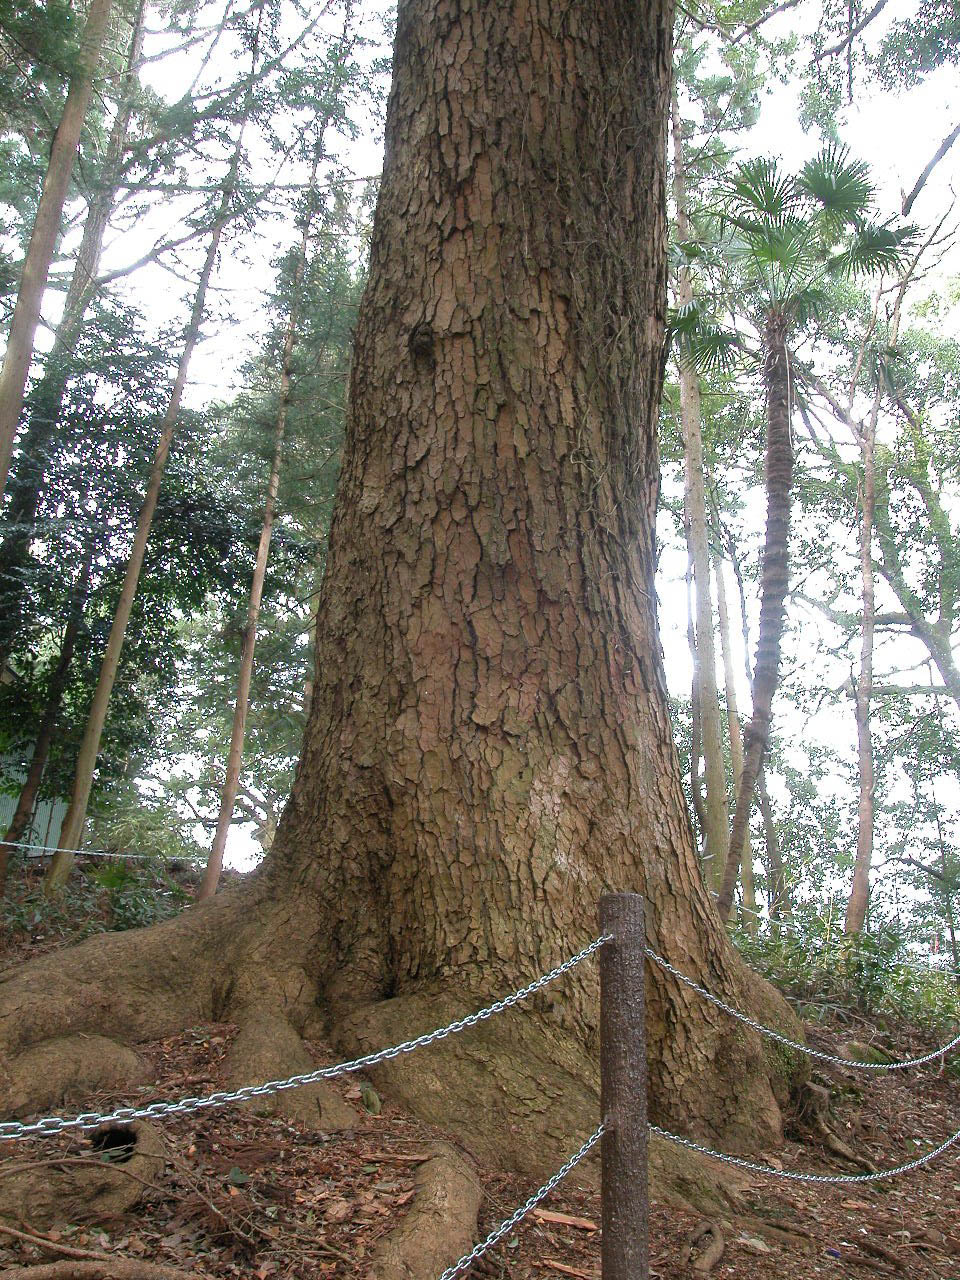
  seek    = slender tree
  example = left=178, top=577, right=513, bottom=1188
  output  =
left=671, top=90, right=729, bottom=891
left=45, top=7, right=267, bottom=890
left=713, top=549, right=757, bottom=928
left=199, top=144, right=327, bottom=900
left=717, top=148, right=911, bottom=919
left=0, top=538, right=94, bottom=895
left=0, top=0, right=114, bottom=501
left=0, top=0, right=147, bottom=673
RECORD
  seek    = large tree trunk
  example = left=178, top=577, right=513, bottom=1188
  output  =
left=0, top=0, right=146, bottom=673
left=1, top=0, right=802, bottom=1222
left=0, top=0, right=114, bottom=502
left=719, top=313, right=794, bottom=919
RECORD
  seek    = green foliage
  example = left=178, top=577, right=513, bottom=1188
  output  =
left=736, top=917, right=960, bottom=1049
left=1, top=858, right=191, bottom=941
left=875, top=0, right=960, bottom=88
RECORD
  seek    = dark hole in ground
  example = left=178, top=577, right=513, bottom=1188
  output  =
left=90, top=1124, right=138, bottom=1163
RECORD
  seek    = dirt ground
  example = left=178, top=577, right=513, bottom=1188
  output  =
left=1, top=871, right=959, bottom=1279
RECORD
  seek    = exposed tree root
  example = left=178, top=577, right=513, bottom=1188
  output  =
left=684, top=1219, right=725, bottom=1273
left=367, top=1142, right=482, bottom=1280
left=3, top=1038, right=149, bottom=1117
left=0, top=1262, right=204, bottom=1280
left=0, top=878, right=806, bottom=1226
left=798, top=1082, right=878, bottom=1172
left=0, top=1123, right=165, bottom=1229
left=222, top=1012, right=360, bottom=1130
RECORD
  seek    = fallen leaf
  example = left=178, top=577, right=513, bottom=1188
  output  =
left=531, top=1208, right=598, bottom=1232
left=325, top=1198, right=354, bottom=1223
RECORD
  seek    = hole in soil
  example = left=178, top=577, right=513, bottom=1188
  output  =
left=90, top=1125, right=138, bottom=1164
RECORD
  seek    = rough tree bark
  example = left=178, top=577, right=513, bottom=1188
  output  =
left=1, top=0, right=803, bottom=1224
left=718, top=313, right=794, bottom=919
left=0, top=0, right=114, bottom=502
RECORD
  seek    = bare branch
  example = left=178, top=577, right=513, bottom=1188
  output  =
left=903, top=121, right=960, bottom=216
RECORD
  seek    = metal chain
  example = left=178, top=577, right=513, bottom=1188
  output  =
left=652, top=1123, right=960, bottom=1183
left=1, top=840, right=191, bottom=863
left=436, top=1125, right=605, bottom=1280
left=645, top=946, right=960, bottom=1069
left=0, top=935, right=611, bottom=1141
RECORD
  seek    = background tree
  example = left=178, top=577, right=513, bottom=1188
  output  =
left=715, top=148, right=912, bottom=918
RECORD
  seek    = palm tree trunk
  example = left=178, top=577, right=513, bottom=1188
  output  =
left=0, top=0, right=146, bottom=674
left=0, top=0, right=114, bottom=501
left=718, top=312, right=794, bottom=919
left=714, top=550, right=756, bottom=930
left=0, top=541, right=94, bottom=895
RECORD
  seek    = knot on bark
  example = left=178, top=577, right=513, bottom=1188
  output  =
left=408, top=322, right=435, bottom=370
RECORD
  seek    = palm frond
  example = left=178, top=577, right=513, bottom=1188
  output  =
left=667, top=299, right=742, bottom=375
left=800, top=144, right=873, bottom=224
left=785, top=285, right=830, bottom=327
left=727, top=157, right=802, bottom=223
left=827, top=220, right=916, bottom=279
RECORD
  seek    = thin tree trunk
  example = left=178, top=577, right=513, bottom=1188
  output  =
left=685, top=515, right=708, bottom=848
left=0, top=542, right=94, bottom=895
left=672, top=91, right=729, bottom=889
left=725, top=529, right=791, bottom=930
left=719, top=313, right=794, bottom=919
left=845, top=287, right=905, bottom=935
left=44, top=33, right=262, bottom=891
left=757, top=768, right=790, bottom=927
left=200, top=143, right=325, bottom=900
left=0, top=0, right=114, bottom=501
left=713, top=550, right=756, bottom=930
left=0, top=0, right=146, bottom=673
left=844, top=399, right=878, bottom=934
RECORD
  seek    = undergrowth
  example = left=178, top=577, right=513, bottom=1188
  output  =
left=1, top=857, right=196, bottom=948
left=735, top=915, right=960, bottom=1047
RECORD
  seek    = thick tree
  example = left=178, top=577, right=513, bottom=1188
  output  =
left=0, top=0, right=802, bottom=1224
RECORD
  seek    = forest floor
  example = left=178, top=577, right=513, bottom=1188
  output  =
left=1, top=865, right=959, bottom=1280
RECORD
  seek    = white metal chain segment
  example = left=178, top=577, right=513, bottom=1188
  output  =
left=652, top=1123, right=960, bottom=1183
left=436, top=1125, right=605, bottom=1280
left=645, top=946, right=960, bottom=1070
left=0, top=935, right=612, bottom=1141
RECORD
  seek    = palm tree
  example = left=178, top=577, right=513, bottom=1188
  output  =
left=700, top=147, right=912, bottom=920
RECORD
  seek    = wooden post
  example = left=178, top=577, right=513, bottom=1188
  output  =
left=600, top=893, right=648, bottom=1280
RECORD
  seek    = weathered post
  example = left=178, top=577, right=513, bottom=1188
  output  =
left=599, top=893, right=648, bottom=1279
